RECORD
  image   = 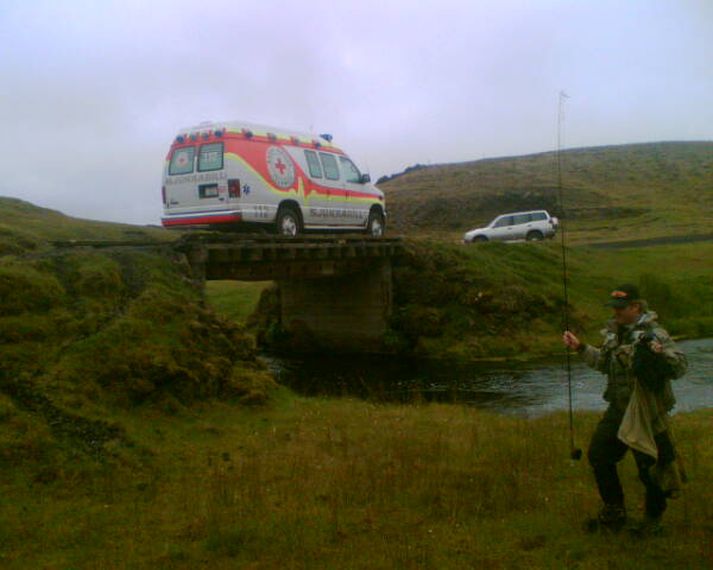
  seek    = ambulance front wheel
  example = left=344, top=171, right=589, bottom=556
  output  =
left=276, top=206, right=302, bottom=237
left=366, top=209, right=385, bottom=238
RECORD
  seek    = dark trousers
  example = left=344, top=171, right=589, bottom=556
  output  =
left=588, top=405, right=675, bottom=519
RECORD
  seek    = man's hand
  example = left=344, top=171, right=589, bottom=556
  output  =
left=562, top=330, right=581, bottom=351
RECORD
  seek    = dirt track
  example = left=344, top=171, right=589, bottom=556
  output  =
left=584, top=233, right=713, bottom=249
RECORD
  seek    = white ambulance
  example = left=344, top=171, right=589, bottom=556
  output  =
left=161, top=121, right=386, bottom=236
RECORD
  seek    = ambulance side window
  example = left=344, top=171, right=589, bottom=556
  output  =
left=319, top=153, right=340, bottom=181
left=198, top=143, right=224, bottom=172
left=339, top=156, right=361, bottom=183
left=304, top=150, right=323, bottom=178
left=169, top=147, right=195, bottom=175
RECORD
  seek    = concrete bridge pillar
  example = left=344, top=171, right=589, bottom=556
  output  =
left=278, top=259, right=392, bottom=352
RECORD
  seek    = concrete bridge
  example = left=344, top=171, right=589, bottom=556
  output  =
left=176, top=234, right=405, bottom=351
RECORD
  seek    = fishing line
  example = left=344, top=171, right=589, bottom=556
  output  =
left=557, top=91, right=582, bottom=461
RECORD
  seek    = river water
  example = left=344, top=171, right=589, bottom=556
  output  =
left=266, top=338, right=713, bottom=417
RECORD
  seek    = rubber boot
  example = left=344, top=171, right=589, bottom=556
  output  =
left=629, top=515, right=664, bottom=538
left=584, top=504, right=627, bottom=534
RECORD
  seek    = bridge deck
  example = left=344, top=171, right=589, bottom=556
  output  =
left=176, top=234, right=404, bottom=281
left=52, top=234, right=404, bottom=281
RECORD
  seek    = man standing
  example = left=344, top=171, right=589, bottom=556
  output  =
left=562, top=284, right=687, bottom=535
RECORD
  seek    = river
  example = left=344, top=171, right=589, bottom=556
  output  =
left=265, top=338, right=713, bottom=417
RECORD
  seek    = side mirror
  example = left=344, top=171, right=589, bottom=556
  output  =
left=360, top=173, right=371, bottom=184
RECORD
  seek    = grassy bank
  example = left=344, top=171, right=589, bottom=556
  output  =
left=0, top=224, right=276, bottom=502
left=246, top=239, right=713, bottom=360
left=1, top=395, right=711, bottom=568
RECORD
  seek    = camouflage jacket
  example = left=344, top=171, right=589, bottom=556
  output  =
left=579, top=311, right=688, bottom=412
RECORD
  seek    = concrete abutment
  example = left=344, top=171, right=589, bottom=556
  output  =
left=278, top=258, right=392, bottom=351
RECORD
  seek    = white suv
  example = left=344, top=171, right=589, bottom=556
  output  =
left=463, top=210, right=558, bottom=243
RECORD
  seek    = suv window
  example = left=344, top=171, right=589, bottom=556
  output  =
left=169, top=147, right=195, bottom=175
left=493, top=216, right=514, bottom=228
left=512, top=213, right=530, bottom=225
left=339, top=156, right=361, bottom=183
left=304, top=150, right=323, bottom=178
left=319, top=153, right=340, bottom=181
left=530, top=212, right=547, bottom=221
left=198, top=143, right=224, bottom=172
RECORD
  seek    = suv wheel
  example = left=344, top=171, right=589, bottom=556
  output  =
left=474, top=235, right=488, bottom=242
left=526, top=230, right=544, bottom=241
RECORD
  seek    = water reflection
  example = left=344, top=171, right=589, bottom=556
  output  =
left=266, top=338, right=713, bottom=417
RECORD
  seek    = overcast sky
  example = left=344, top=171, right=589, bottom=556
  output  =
left=1, top=0, right=711, bottom=225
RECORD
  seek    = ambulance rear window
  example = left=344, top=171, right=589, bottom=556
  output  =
left=304, top=150, right=323, bottom=178
left=198, top=143, right=224, bottom=172
left=169, top=147, right=195, bottom=175
left=319, top=153, right=340, bottom=181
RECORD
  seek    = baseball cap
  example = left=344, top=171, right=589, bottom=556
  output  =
left=605, top=284, right=640, bottom=308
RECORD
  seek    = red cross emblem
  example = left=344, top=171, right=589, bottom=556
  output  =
left=266, top=146, right=296, bottom=189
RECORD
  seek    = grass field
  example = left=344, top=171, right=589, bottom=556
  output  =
left=205, top=281, right=273, bottom=324
left=1, top=395, right=711, bottom=568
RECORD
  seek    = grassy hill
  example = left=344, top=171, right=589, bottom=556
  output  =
left=0, top=197, right=173, bottom=256
left=381, top=141, right=713, bottom=243
left=0, top=197, right=274, bottom=479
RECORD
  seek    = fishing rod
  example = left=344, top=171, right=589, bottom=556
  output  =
left=557, top=91, right=582, bottom=461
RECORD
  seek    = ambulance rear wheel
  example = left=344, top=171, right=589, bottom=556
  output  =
left=366, top=210, right=385, bottom=237
left=276, top=206, right=301, bottom=237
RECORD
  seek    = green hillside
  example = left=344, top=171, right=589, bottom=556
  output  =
left=0, top=198, right=274, bottom=476
left=0, top=197, right=173, bottom=256
left=381, top=141, right=713, bottom=243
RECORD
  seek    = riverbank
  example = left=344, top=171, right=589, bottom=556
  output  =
left=2, top=393, right=711, bottom=568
